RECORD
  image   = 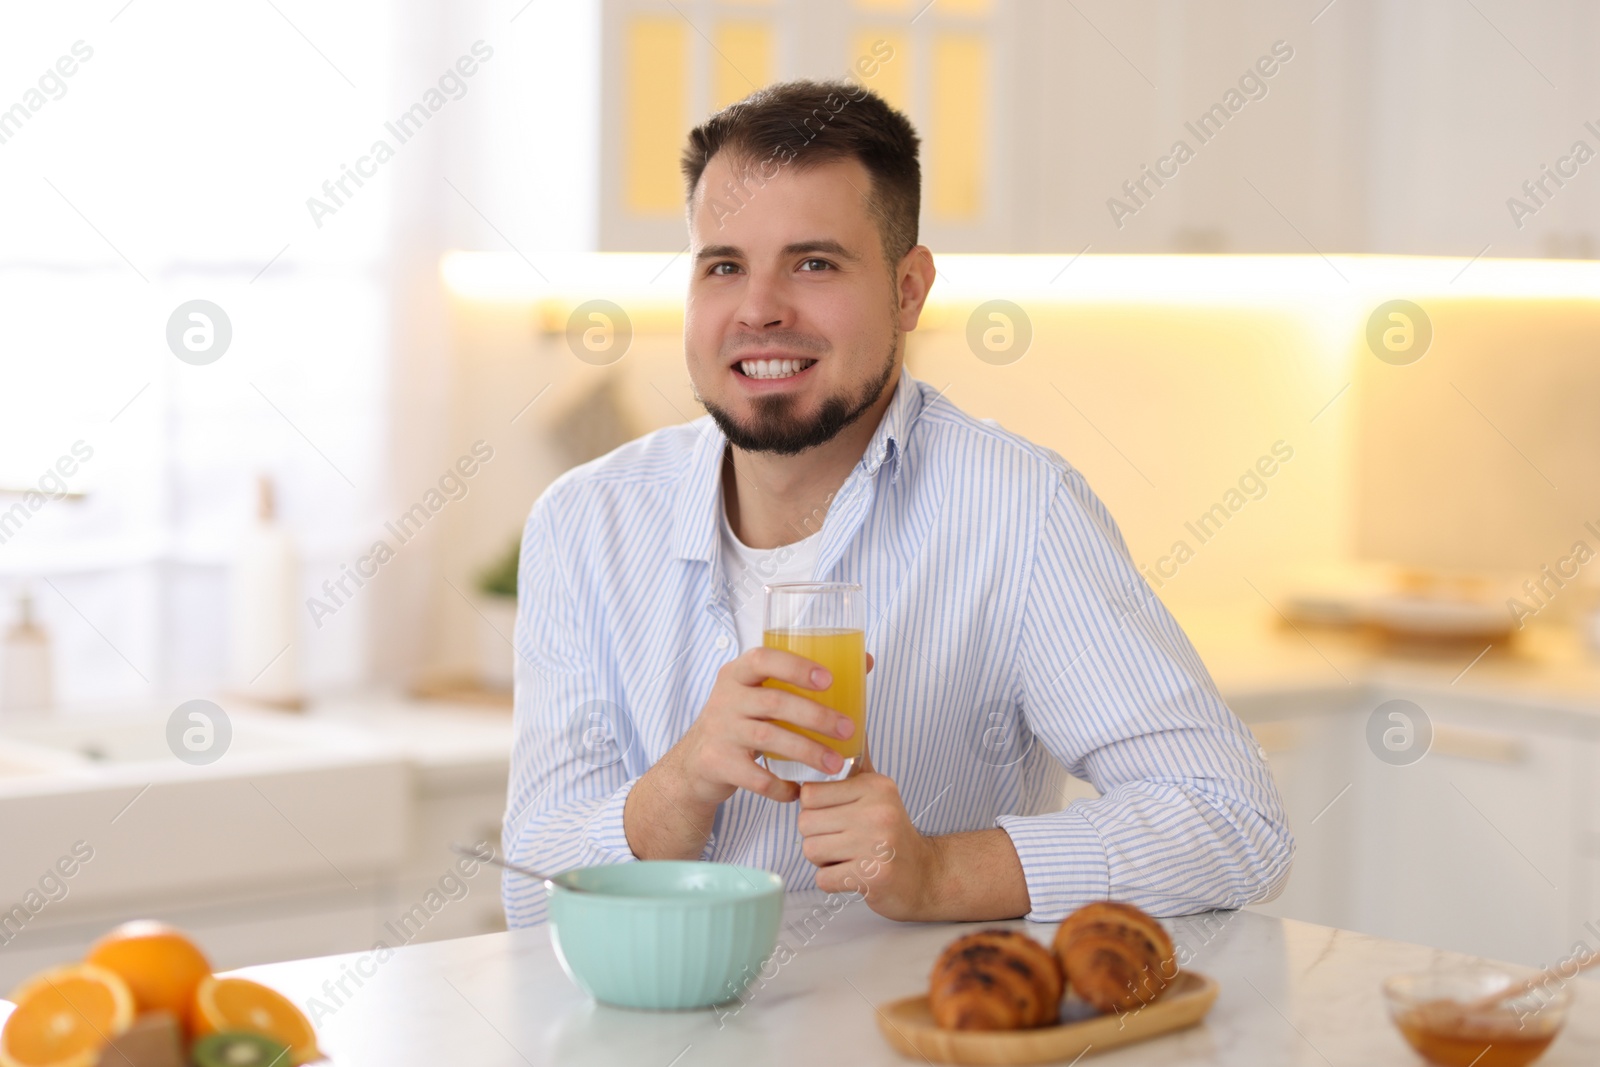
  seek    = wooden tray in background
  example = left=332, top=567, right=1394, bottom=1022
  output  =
left=407, top=672, right=513, bottom=708
left=874, top=970, right=1218, bottom=1065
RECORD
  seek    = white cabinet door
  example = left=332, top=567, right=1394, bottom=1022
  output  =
left=1254, top=713, right=1363, bottom=927
left=1232, top=687, right=1365, bottom=930
left=1348, top=693, right=1575, bottom=968
left=381, top=785, right=510, bottom=945
left=0, top=889, right=383, bottom=992
left=1237, top=685, right=1592, bottom=969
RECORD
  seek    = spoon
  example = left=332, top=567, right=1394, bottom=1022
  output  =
left=1457, top=946, right=1600, bottom=1013
left=451, top=844, right=587, bottom=893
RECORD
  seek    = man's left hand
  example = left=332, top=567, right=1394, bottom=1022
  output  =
left=796, top=747, right=942, bottom=921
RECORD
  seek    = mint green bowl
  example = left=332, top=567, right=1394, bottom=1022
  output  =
left=546, top=861, right=784, bottom=1010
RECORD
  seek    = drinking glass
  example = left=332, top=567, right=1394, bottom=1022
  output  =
left=760, top=582, right=866, bottom=783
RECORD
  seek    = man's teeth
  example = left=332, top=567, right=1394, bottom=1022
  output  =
left=739, top=358, right=816, bottom=380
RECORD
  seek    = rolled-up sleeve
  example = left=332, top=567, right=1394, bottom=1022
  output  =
left=502, top=490, right=639, bottom=928
left=995, top=466, right=1295, bottom=922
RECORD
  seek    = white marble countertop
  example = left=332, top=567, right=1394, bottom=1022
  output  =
left=0, top=693, right=512, bottom=797
left=1184, top=606, right=1600, bottom=717
left=233, top=892, right=1599, bottom=1066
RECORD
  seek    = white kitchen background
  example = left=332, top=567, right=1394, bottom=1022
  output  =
left=8, top=0, right=1600, bottom=699
left=0, top=0, right=596, bottom=700
left=2, top=0, right=1598, bottom=990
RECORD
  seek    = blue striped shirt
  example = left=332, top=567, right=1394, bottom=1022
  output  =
left=503, top=368, right=1294, bottom=926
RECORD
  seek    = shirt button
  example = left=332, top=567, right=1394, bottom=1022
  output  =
left=716, top=635, right=730, bottom=650
left=1257, top=745, right=1269, bottom=761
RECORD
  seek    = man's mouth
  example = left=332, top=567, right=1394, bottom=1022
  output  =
left=735, top=358, right=817, bottom=380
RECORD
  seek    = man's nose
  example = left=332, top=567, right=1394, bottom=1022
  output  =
left=734, top=270, right=793, bottom=331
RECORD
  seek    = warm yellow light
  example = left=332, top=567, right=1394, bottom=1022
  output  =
left=439, top=250, right=689, bottom=302
left=440, top=250, right=1600, bottom=307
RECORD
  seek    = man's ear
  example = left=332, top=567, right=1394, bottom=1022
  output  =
left=896, top=245, right=936, bottom=332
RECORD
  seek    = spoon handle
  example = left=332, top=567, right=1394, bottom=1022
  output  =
left=1464, top=946, right=1600, bottom=1012
left=451, top=843, right=567, bottom=889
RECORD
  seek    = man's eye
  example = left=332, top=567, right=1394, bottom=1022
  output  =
left=709, top=262, right=741, bottom=276
left=798, top=258, right=834, bottom=272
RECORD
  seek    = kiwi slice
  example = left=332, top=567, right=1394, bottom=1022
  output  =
left=191, top=1031, right=293, bottom=1067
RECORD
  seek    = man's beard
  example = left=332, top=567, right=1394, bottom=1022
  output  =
left=701, top=334, right=898, bottom=456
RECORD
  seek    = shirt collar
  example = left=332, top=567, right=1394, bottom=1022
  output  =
left=862, top=364, right=920, bottom=484
left=671, top=365, right=923, bottom=563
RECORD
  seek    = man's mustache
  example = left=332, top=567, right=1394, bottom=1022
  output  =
left=723, top=332, right=830, bottom=359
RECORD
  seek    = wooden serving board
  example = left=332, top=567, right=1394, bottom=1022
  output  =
left=874, top=970, right=1218, bottom=1065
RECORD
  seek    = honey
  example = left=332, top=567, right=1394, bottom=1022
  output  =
left=1396, top=1000, right=1559, bottom=1067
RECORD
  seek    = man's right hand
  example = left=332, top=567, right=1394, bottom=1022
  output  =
left=666, top=647, right=861, bottom=808
left=624, top=648, right=868, bottom=859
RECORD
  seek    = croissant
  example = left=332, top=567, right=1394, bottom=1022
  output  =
left=1052, top=901, right=1177, bottom=1013
left=928, top=930, right=1065, bottom=1030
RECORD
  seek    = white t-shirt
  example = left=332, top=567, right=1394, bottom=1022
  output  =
left=718, top=502, right=823, bottom=652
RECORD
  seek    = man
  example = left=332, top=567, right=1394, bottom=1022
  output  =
left=503, top=79, right=1293, bottom=927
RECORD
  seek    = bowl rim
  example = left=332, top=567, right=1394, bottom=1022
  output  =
left=1382, top=965, right=1573, bottom=1016
left=547, top=860, right=785, bottom=904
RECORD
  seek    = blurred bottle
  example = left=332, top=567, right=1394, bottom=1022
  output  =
left=1, top=589, right=53, bottom=714
left=229, top=476, right=304, bottom=709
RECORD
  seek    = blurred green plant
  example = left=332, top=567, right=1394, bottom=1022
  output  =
left=477, top=536, right=520, bottom=599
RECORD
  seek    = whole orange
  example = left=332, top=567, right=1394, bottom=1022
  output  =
left=84, top=921, right=212, bottom=1029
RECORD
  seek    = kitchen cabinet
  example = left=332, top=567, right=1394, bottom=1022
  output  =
left=1350, top=702, right=1572, bottom=966
left=0, top=785, right=505, bottom=991
left=0, top=887, right=384, bottom=995
left=1238, top=682, right=1598, bottom=968
left=0, top=702, right=512, bottom=989
left=599, top=0, right=1015, bottom=252
left=590, top=1, right=1600, bottom=258
left=1233, top=686, right=1356, bottom=925
left=380, top=767, right=511, bottom=945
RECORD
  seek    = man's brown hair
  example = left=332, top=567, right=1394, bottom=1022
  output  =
left=681, top=78, right=921, bottom=266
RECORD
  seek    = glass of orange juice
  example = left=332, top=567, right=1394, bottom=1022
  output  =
left=760, top=581, right=866, bottom=783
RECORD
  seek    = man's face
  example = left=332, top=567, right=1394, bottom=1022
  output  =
left=685, top=153, right=902, bottom=455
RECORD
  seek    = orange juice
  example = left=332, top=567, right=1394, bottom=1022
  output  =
left=760, top=627, right=865, bottom=761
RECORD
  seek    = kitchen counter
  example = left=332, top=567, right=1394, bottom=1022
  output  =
left=305, top=694, right=512, bottom=791
left=234, top=891, right=1599, bottom=1066
left=1186, top=606, right=1600, bottom=715
left=0, top=695, right=514, bottom=989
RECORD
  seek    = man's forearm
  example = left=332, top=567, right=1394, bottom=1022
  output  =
left=916, top=828, right=1031, bottom=921
left=622, top=758, right=718, bottom=860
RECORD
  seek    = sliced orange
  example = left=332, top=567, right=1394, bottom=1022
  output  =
left=191, top=977, right=319, bottom=1064
left=85, top=921, right=212, bottom=1028
left=0, top=963, right=135, bottom=1067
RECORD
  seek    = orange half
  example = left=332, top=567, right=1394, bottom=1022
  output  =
left=0, top=964, right=135, bottom=1067
left=191, top=977, right=319, bottom=1065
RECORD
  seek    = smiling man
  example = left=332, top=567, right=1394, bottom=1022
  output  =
left=503, top=80, right=1293, bottom=926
